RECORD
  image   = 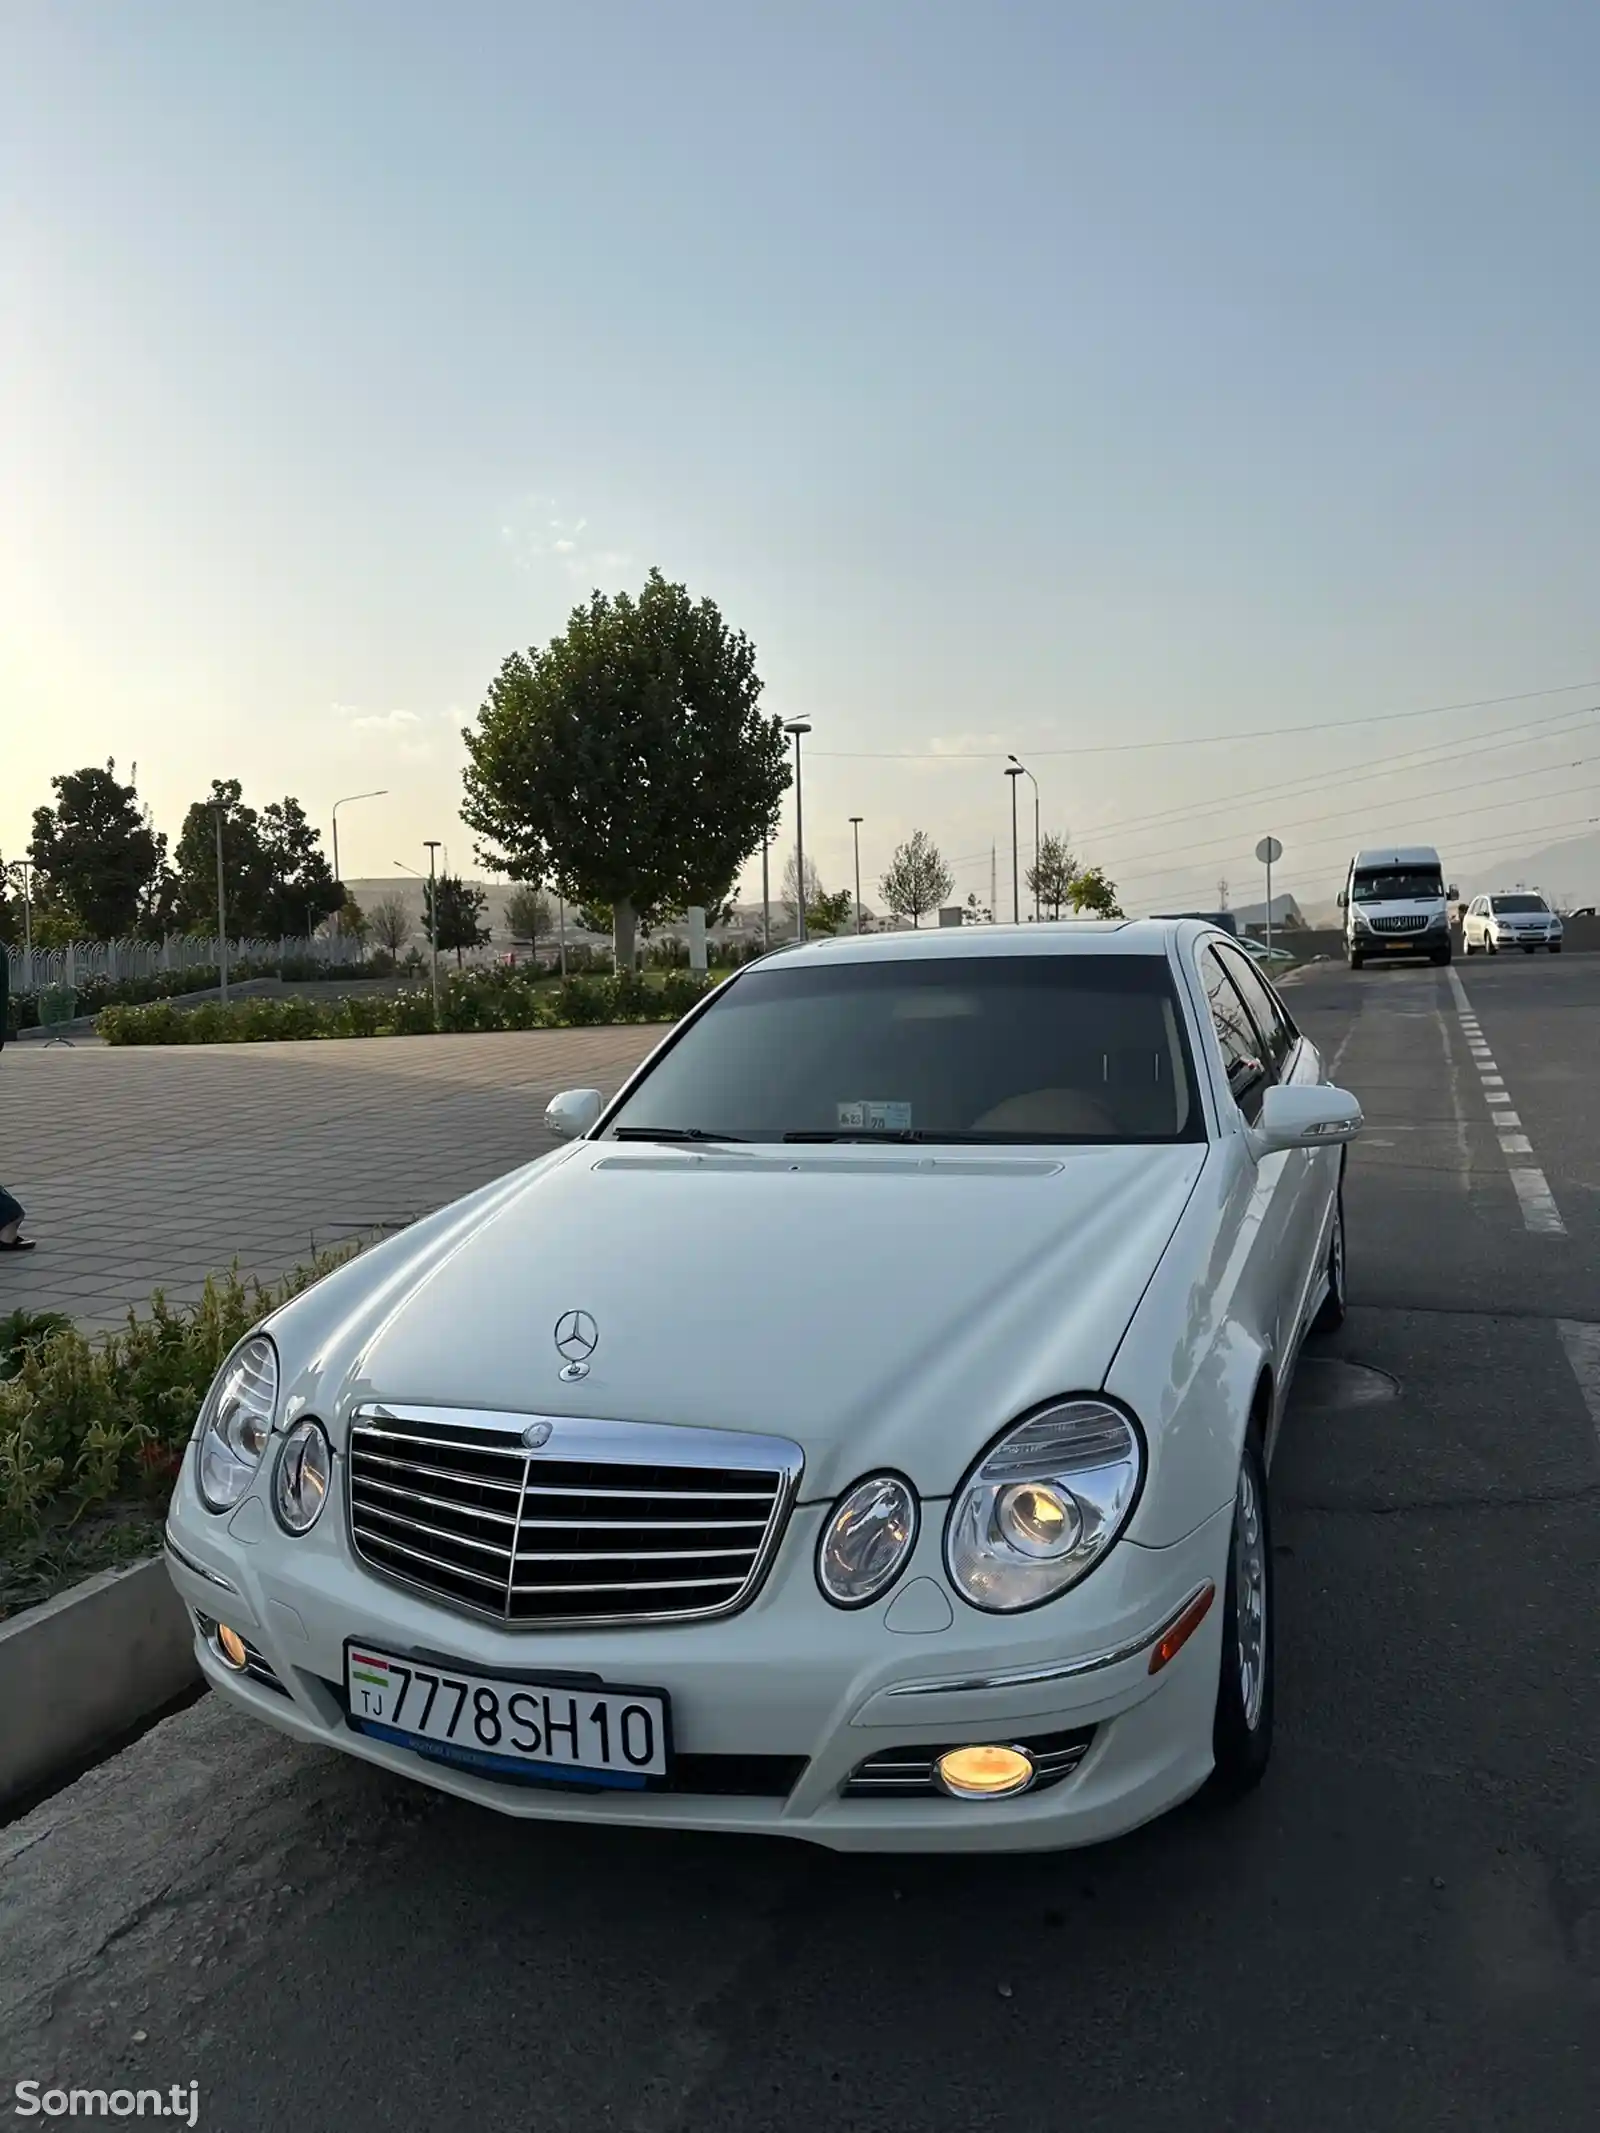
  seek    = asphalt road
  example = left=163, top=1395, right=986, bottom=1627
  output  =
left=3, top=955, right=1597, bottom=2133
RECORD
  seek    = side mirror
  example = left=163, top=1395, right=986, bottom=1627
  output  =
left=1336, top=890, right=1348, bottom=910
left=544, top=1087, right=603, bottom=1140
left=1447, top=884, right=1458, bottom=900
left=1251, top=1083, right=1363, bottom=1157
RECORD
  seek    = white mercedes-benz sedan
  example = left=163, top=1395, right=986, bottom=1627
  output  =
left=164, top=920, right=1361, bottom=1852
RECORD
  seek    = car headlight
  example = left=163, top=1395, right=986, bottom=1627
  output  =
left=195, top=1335, right=279, bottom=1512
left=946, top=1400, right=1143, bottom=1613
left=1351, top=909, right=1373, bottom=931
left=273, top=1417, right=332, bottom=1534
left=816, top=1473, right=919, bottom=1607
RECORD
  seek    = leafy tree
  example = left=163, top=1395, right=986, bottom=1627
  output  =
left=461, top=568, right=791, bottom=972
left=573, top=897, right=662, bottom=948
left=424, top=873, right=490, bottom=966
left=808, top=887, right=855, bottom=936
left=173, top=781, right=339, bottom=939
left=504, top=885, right=551, bottom=949
left=879, top=830, right=953, bottom=929
left=258, top=797, right=341, bottom=938
left=27, top=762, right=165, bottom=940
left=1069, top=863, right=1122, bottom=918
left=135, top=864, right=182, bottom=943
left=965, top=890, right=991, bottom=924
left=328, top=888, right=369, bottom=943
left=1027, top=830, right=1078, bottom=920
left=173, top=780, right=272, bottom=937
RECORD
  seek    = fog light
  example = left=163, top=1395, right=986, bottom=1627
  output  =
left=935, top=1744, right=1035, bottom=1799
left=215, top=1624, right=249, bottom=1671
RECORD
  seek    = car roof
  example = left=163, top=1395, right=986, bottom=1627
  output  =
left=764, top=918, right=1214, bottom=965
left=1352, top=846, right=1441, bottom=868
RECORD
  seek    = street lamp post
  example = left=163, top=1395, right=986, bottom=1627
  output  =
left=849, top=816, right=864, bottom=933
left=331, top=790, right=387, bottom=944
left=1004, top=765, right=1024, bottom=924
left=783, top=719, right=812, bottom=941
left=213, top=803, right=229, bottom=1004
left=1007, top=756, right=1040, bottom=921
left=423, top=841, right=442, bottom=1023
left=761, top=829, right=771, bottom=951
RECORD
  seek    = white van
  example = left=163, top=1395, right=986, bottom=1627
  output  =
left=1339, top=846, right=1456, bottom=968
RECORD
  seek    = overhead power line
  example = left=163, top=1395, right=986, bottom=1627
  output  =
left=807, top=681, right=1600, bottom=762
left=1116, top=783, right=1600, bottom=894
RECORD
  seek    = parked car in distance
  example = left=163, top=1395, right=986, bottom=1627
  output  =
left=164, top=920, right=1361, bottom=1854
left=1239, top=939, right=1297, bottom=965
left=1461, top=893, right=1563, bottom=955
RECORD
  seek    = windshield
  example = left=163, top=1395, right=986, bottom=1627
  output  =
left=604, top=955, right=1201, bottom=1144
left=1490, top=894, right=1547, bottom=913
left=1351, top=868, right=1444, bottom=903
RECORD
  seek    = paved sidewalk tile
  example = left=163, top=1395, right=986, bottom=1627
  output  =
left=0, top=1028, right=659, bottom=1329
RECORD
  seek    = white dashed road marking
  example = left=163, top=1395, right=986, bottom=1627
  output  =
left=1556, top=1321, right=1600, bottom=1443
left=1446, top=967, right=1567, bottom=1236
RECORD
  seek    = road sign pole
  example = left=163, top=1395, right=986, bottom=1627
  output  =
left=1255, top=835, right=1283, bottom=958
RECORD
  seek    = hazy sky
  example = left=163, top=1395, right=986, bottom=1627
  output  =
left=6, top=0, right=1598, bottom=919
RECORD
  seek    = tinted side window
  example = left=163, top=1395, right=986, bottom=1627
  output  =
left=1217, top=946, right=1296, bottom=1075
left=1200, top=948, right=1270, bottom=1124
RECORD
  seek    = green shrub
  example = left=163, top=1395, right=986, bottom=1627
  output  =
left=94, top=968, right=720, bottom=1044
left=0, top=1248, right=357, bottom=1547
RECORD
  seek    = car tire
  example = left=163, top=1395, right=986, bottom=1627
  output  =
left=1488, top=936, right=1499, bottom=954
left=1209, top=1434, right=1274, bottom=1799
left=1430, top=947, right=1451, bottom=966
left=1462, top=931, right=1474, bottom=955
left=1310, top=1181, right=1346, bottom=1335
left=1523, top=945, right=1536, bottom=955
left=1550, top=944, right=1563, bottom=954
left=1348, top=950, right=1364, bottom=970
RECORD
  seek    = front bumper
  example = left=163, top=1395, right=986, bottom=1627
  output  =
left=165, top=1454, right=1233, bottom=1854
left=1490, top=927, right=1560, bottom=947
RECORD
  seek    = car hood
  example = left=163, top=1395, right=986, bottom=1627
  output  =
left=271, top=1141, right=1207, bottom=1500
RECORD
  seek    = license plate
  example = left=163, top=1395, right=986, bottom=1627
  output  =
left=343, top=1641, right=671, bottom=1788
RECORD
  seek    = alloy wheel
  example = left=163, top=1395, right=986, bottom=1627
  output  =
left=1233, top=1460, right=1269, bottom=1732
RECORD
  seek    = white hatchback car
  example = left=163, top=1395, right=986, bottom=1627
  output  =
left=165, top=921, right=1361, bottom=1853
left=1461, top=893, right=1563, bottom=954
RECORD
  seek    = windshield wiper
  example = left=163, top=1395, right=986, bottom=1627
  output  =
left=608, top=1126, right=748, bottom=1144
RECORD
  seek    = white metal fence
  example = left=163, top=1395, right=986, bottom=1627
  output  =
left=8, top=934, right=366, bottom=997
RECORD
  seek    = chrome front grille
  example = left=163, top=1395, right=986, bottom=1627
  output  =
left=1369, top=915, right=1427, bottom=934
left=346, top=1406, right=802, bottom=1627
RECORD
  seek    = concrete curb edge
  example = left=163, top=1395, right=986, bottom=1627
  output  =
left=0, top=1554, right=199, bottom=1810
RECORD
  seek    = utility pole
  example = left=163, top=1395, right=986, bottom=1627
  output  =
left=783, top=719, right=812, bottom=941
left=761, top=829, right=770, bottom=950
left=214, top=804, right=229, bottom=1004
left=849, top=817, right=864, bottom=933
left=1217, top=877, right=1230, bottom=912
left=990, top=844, right=997, bottom=923
left=1008, top=756, right=1040, bottom=920
left=424, top=840, right=442, bottom=1022
left=1004, top=765, right=1023, bottom=924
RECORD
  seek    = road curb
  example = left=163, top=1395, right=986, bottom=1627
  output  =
left=0, top=1554, right=199, bottom=1810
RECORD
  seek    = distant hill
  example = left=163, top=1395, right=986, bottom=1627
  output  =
left=1451, top=829, right=1600, bottom=908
